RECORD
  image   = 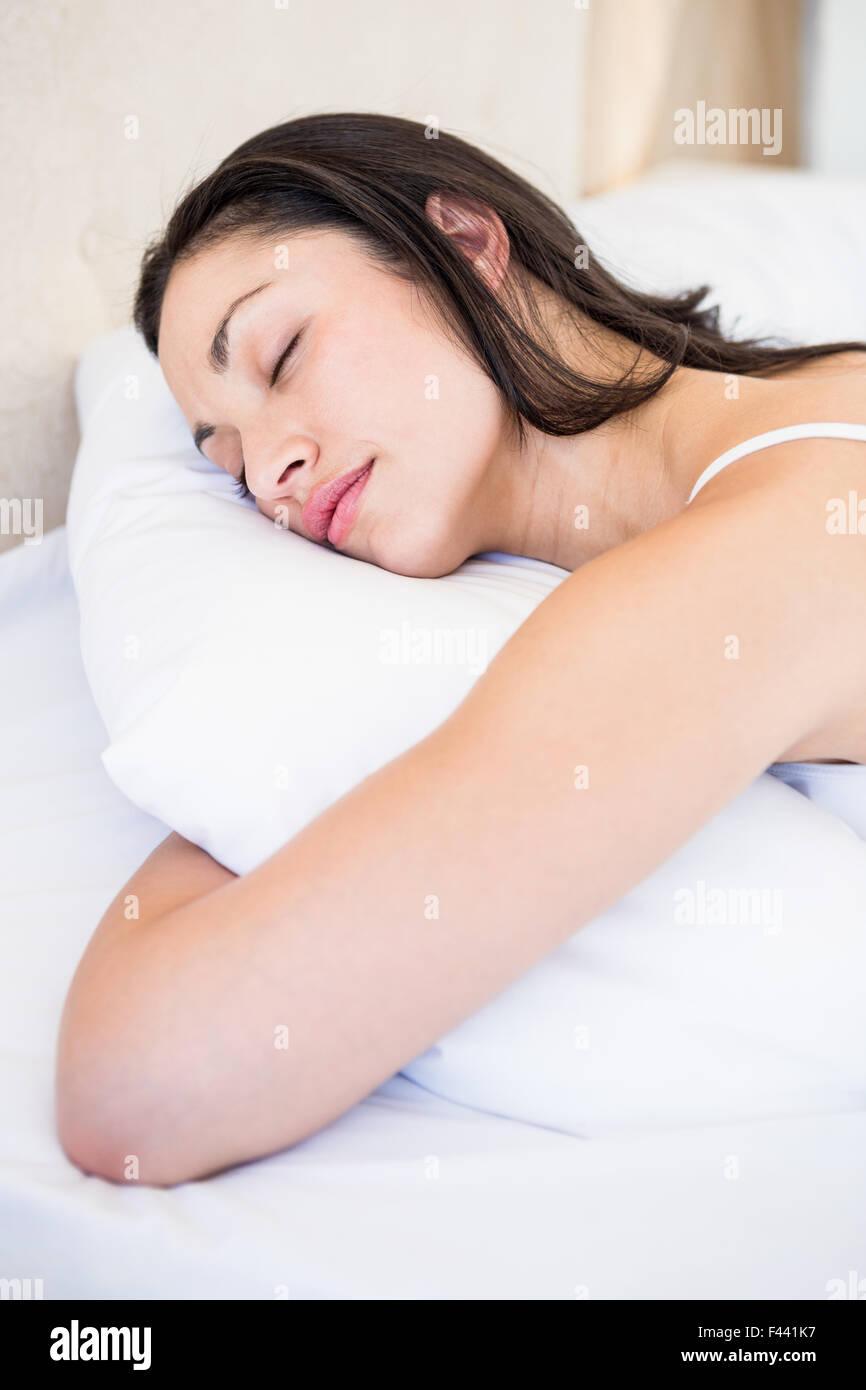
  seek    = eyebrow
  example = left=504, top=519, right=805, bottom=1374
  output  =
left=192, top=279, right=274, bottom=454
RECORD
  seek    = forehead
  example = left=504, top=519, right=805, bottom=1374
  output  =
left=156, top=227, right=364, bottom=411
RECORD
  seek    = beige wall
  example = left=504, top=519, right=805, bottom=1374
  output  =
left=5, top=1, right=862, bottom=559
left=581, top=0, right=804, bottom=194
left=0, top=0, right=588, bottom=555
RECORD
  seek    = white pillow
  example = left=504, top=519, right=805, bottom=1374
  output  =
left=66, top=169, right=866, bottom=1136
left=68, top=323, right=558, bottom=871
left=570, top=163, right=866, bottom=346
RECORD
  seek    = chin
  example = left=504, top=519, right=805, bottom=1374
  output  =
left=338, top=493, right=472, bottom=576
left=374, top=530, right=469, bottom=579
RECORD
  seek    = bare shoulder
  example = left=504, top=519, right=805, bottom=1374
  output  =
left=455, top=460, right=866, bottom=775
left=670, top=421, right=866, bottom=759
left=686, top=367, right=866, bottom=538
left=756, top=348, right=866, bottom=380
left=466, top=469, right=865, bottom=725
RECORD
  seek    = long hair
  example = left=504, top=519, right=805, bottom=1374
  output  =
left=133, top=111, right=866, bottom=449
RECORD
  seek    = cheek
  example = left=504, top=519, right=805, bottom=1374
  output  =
left=319, top=287, right=502, bottom=465
left=311, top=316, right=409, bottom=430
left=256, top=498, right=299, bottom=540
left=419, top=359, right=505, bottom=476
left=364, top=378, right=502, bottom=576
left=318, top=308, right=453, bottom=439
left=367, top=469, right=476, bottom=577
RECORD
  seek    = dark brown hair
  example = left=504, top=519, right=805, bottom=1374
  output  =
left=133, top=111, right=866, bottom=448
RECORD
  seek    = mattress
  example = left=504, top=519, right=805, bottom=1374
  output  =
left=0, top=526, right=863, bottom=1299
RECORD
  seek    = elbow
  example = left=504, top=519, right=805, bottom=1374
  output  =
left=54, top=1006, right=310, bottom=1188
left=54, top=997, right=203, bottom=1188
left=55, top=1059, right=308, bottom=1186
left=54, top=933, right=195, bottom=1185
left=55, top=1049, right=189, bottom=1190
left=54, top=954, right=315, bottom=1185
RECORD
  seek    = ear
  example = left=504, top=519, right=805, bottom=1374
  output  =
left=425, top=191, right=510, bottom=294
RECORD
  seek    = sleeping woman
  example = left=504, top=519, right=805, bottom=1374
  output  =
left=56, top=112, right=866, bottom=1185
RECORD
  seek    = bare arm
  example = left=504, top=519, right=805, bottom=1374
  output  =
left=56, top=442, right=866, bottom=1185
left=97, top=831, right=237, bottom=926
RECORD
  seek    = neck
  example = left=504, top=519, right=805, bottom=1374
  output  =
left=471, top=362, right=715, bottom=571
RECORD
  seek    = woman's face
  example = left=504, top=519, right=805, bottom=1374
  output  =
left=157, top=225, right=515, bottom=577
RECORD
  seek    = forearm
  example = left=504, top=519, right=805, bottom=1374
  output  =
left=55, top=832, right=238, bottom=1172
left=60, top=709, right=590, bottom=1188
left=56, top=736, right=465, bottom=1187
left=57, top=832, right=236, bottom=1073
left=91, top=831, right=236, bottom=935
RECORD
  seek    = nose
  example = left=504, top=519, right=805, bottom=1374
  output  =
left=245, top=437, right=319, bottom=504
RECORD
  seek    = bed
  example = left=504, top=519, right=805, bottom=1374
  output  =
left=0, top=528, right=863, bottom=1299
left=7, top=152, right=866, bottom=1298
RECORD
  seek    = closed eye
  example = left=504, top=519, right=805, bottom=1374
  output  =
left=269, top=327, right=304, bottom=388
left=230, top=326, right=305, bottom=501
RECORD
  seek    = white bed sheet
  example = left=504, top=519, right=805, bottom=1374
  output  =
left=1, top=526, right=864, bottom=1300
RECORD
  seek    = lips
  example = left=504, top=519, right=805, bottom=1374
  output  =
left=301, top=459, right=375, bottom=545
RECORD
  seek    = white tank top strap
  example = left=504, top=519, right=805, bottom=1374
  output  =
left=687, top=422, right=866, bottom=505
